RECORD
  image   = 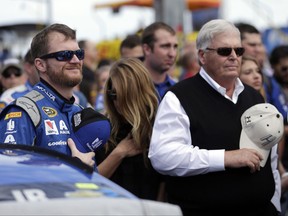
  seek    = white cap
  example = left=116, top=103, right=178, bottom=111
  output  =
left=0, top=58, right=22, bottom=74
left=240, top=103, right=284, bottom=167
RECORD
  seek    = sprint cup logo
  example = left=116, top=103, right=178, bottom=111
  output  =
left=44, top=120, right=59, bottom=135
left=42, top=107, right=57, bottom=117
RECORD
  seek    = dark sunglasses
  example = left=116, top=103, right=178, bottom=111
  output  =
left=40, top=49, right=85, bottom=61
left=281, top=66, right=288, bottom=73
left=2, top=68, right=22, bottom=78
left=137, top=56, right=145, bottom=62
left=107, top=90, right=117, bottom=100
left=206, top=47, right=245, bottom=57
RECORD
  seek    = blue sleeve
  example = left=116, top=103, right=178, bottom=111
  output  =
left=0, top=106, right=36, bottom=145
left=264, top=77, right=288, bottom=121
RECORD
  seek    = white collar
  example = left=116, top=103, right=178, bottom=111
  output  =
left=199, top=68, right=244, bottom=104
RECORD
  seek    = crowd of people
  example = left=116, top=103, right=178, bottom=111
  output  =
left=0, top=18, right=288, bottom=216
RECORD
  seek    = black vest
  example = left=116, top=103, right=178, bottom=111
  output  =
left=167, top=73, right=275, bottom=215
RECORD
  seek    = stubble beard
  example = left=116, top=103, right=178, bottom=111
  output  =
left=47, top=65, right=82, bottom=88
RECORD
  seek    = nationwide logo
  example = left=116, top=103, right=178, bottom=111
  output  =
left=44, top=120, right=59, bottom=135
left=88, top=138, right=103, bottom=150
left=42, top=107, right=57, bottom=117
left=4, top=112, right=22, bottom=120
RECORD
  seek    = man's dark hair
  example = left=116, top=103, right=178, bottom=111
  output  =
left=78, top=40, right=87, bottom=50
left=30, top=23, right=76, bottom=59
left=120, top=34, right=142, bottom=51
left=269, top=45, right=288, bottom=66
left=141, top=22, right=176, bottom=50
left=24, top=49, right=34, bottom=64
left=234, top=22, right=260, bottom=39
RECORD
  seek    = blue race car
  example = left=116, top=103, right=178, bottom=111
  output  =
left=0, top=144, right=182, bottom=215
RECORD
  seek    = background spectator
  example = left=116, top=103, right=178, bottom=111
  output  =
left=94, top=65, right=110, bottom=114
left=120, top=34, right=144, bottom=60
left=239, top=55, right=266, bottom=99
left=142, top=21, right=178, bottom=100
left=0, top=58, right=26, bottom=91
left=78, top=40, right=98, bottom=106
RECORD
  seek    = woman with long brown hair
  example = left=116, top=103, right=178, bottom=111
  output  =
left=96, top=58, right=162, bottom=200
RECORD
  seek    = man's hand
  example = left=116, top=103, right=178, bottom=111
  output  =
left=225, top=148, right=263, bottom=173
left=67, top=138, right=95, bottom=167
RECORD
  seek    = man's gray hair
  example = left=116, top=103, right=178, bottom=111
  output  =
left=196, top=19, right=241, bottom=50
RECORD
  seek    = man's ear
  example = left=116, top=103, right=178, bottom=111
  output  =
left=34, top=58, right=46, bottom=74
left=198, top=49, right=205, bottom=66
left=142, top=44, right=152, bottom=56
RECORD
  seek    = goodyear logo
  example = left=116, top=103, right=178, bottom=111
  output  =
left=5, top=112, right=22, bottom=120
left=42, top=107, right=57, bottom=117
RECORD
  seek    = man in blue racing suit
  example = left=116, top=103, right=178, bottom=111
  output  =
left=0, top=23, right=95, bottom=167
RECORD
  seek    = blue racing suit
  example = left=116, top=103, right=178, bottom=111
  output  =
left=0, top=79, right=82, bottom=155
left=0, top=81, right=33, bottom=113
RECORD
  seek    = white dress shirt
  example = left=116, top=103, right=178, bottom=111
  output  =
left=148, top=68, right=281, bottom=211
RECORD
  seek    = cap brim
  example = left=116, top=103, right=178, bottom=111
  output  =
left=1, top=64, right=22, bottom=74
left=240, top=130, right=269, bottom=167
